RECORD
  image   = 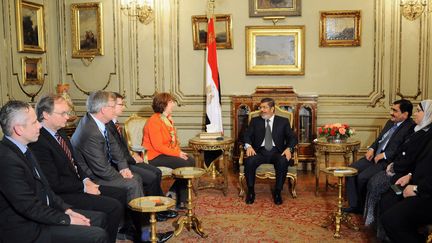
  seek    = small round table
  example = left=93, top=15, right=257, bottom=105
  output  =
left=314, top=139, right=361, bottom=195
left=172, top=167, right=208, bottom=238
left=128, top=196, right=176, bottom=243
left=321, top=166, right=359, bottom=238
left=188, top=136, right=234, bottom=196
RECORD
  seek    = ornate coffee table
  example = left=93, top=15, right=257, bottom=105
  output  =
left=321, top=166, right=359, bottom=238
left=129, top=196, right=176, bottom=243
left=172, top=167, right=207, bottom=238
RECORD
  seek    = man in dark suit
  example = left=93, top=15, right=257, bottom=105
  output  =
left=344, top=99, right=414, bottom=214
left=0, top=100, right=109, bottom=243
left=29, top=94, right=124, bottom=243
left=107, top=92, right=177, bottom=220
left=243, top=97, right=298, bottom=205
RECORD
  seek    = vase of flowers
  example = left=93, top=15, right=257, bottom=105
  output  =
left=318, top=123, right=355, bottom=143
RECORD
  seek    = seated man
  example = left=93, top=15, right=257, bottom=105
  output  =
left=107, top=92, right=177, bottom=220
left=243, top=97, right=298, bottom=205
left=0, top=100, right=108, bottom=243
left=29, top=94, right=125, bottom=243
left=380, top=133, right=432, bottom=243
left=344, top=99, right=414, bottom=214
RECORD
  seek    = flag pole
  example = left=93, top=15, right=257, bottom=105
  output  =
left=207, top=0, right=215, bottom=19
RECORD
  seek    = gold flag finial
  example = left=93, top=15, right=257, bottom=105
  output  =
left=207, top=0, right=215, bottom=19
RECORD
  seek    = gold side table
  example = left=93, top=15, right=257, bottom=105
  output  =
left=129, top=196, right=176, bottom=243
left=188, top=136, right=234, bottom=196
left=314, top=139, right=360, bottom=195
left=172, top=167, right=208, bottom=238
left=321, top=166, right=359, bottom=238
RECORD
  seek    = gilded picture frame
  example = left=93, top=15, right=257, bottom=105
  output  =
left=319, top=10, right=361, bottom=47
left=16, top=0, right=45, bottom=53
left=71, top=2, right=104, bottom=58
left=22, top=57, right=43, bottom=85
left=249, top=0, right=301, bottom=17
left=191, top=14, right=233, bottom=50
left=246, top=25, right=305, bottom=75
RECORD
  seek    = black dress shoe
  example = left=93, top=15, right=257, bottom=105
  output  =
left=158, top=210, right=178, bottom=219
left=155, top=213, right=167, bottom=222
left=117, top=225, right=136, bottom=240
left=142, top=231, right=174, bottom=243
left=245, top=192, right=255, bottom=204
left=273, top=192, right=282, bottom=205
left=342, top=206, right=362, bottom=214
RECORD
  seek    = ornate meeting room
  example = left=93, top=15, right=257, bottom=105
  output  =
left=1, top=0, right=432, bottom=242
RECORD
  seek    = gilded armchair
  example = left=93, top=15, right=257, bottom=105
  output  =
left=238, top=106, right=298, bottom=198
left=124, top=114, right=172, bottom=178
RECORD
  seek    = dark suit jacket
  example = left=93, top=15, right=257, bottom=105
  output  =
left=369, top=119, right=414, bottom=161
left=0, top=137, right=70, bottom=243
left=71, top=113, right=129, bottom=181
left=243, top=115, right=298, bottom=154
left=29, top=127, right=87, bottom=194
left=106, top=121, right=135, bottom=165
left=410, top=132, right=432, bottom=197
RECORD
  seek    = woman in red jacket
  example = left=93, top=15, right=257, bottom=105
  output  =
left=142, top=92, right=195, bottom=208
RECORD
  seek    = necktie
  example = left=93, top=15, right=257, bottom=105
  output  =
left=24, top=149, right=50, bottom=206
left=264, top=119, right=273, bottom=151
left=104, top=127, right=113, bottom=164
left=377, top=124, right=398, bottom=153
left=55, top=133, right=79, bottom=177
left=115, top=122, right=122, bottom=137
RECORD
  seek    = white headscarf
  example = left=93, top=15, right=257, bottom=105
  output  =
left=414, top=99, right=432, bottom=132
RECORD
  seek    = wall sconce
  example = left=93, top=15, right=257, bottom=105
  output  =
left=400, top=0, right=428, bottom=21
left=120, top=0, right=154, bottom=25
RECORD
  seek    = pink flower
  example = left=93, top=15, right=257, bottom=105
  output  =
left=339, top=127, right=346, bottom=135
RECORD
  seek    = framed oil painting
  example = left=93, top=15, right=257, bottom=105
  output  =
left=249, top=0, right=301, bottom=17
left=191, top=14, right=233, bottom=50
left=319, top=10, right=361, bottom=47
left=71, top=2, right=104, bottom=58
left=22, top=57, right=43, bottom=85
left=16, top=0, right=45, bottom=53
left=246, top=25, right=305, bottom=75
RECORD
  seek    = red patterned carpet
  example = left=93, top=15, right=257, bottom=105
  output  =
left=152, top=171, right=377, bottom=243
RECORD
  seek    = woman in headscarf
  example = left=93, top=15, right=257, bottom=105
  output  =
left=363, top=100, right=432, bottom=233
left=142, top=92, right=195, bottom=209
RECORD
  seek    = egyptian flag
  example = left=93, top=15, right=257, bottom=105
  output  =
left=205, top=17, right=223, bottom=133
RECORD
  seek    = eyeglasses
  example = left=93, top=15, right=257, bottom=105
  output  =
left=52, top=111, right=72, bottom=117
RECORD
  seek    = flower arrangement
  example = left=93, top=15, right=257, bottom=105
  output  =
left=318, top=123, right=355, bottom=141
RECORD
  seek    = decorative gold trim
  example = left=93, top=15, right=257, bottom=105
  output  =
left=191, top=14, right=233, bottom=50
left=246, top=25, right=305, bottom=75
left=16, top=0, right=45, bottom=53
left=71, top=2, right=104, bottom=58
left=21, top=57, right=43, bottom=86
left=319, top=10, right=361, bottom=47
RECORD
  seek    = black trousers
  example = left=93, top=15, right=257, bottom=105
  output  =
left=40, top=209, right=109, bottom=243
left=130, top=163, right=163, bottom=196
left=60, top=189, right=123, bottom=243
left=346, top=157, right=387, bottom=208
left=149, top=154, right=195, bottom=203
left=380, top=191, right=432, bottom=243
left=244, top=147, right=289, bottom=192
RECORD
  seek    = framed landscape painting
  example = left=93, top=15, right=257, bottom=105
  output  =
left=246, top=25, right=305, bottom=75
left=22, top=57, right=43, bottom=85
left=71, top=2, right=104, bottom=58
left=249, top=0, right=301, bottom=17
left=319, top=10, right=361, bottom=47
left=16, top=0, right=45, bottom=53
left=191, top=14, right=233, bottom=50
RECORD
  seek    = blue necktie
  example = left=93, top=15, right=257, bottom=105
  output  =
left=103, top=128, right=113, bottom=164
left=377, top=124, right=398, bottom=153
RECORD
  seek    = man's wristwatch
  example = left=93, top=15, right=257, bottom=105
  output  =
left=413, top=185, right=418, bottom=195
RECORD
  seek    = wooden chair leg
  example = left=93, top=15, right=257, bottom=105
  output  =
left=288, top=176, right=297, bottom=198
left=427, top=232, right=432, bottom=243
left=238, top=174, right=246, bottom=198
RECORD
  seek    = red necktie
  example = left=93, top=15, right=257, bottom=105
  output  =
left=55, top=133, right=79, bottom=177
left=115, top=122, right=123, bottom=137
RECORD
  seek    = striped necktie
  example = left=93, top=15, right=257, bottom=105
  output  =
left=103, top=127, right=113, bottom=164
left=377, top=124, right=398, bottom=153
left=115, top=122, right=122, bottom=137
left=55, top=133, right=79, bottom=177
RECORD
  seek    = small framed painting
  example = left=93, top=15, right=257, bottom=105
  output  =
left=22, top=57, right=43, bottom=85
left=16, top=0, right=45, bottom=53
left=319, top=10, right=361, bottom=47
left=246, top=25, right=305, bottom=75
left=191, top=14, right=233, bottom=50
left=249, top=0, right=301, bottom=17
